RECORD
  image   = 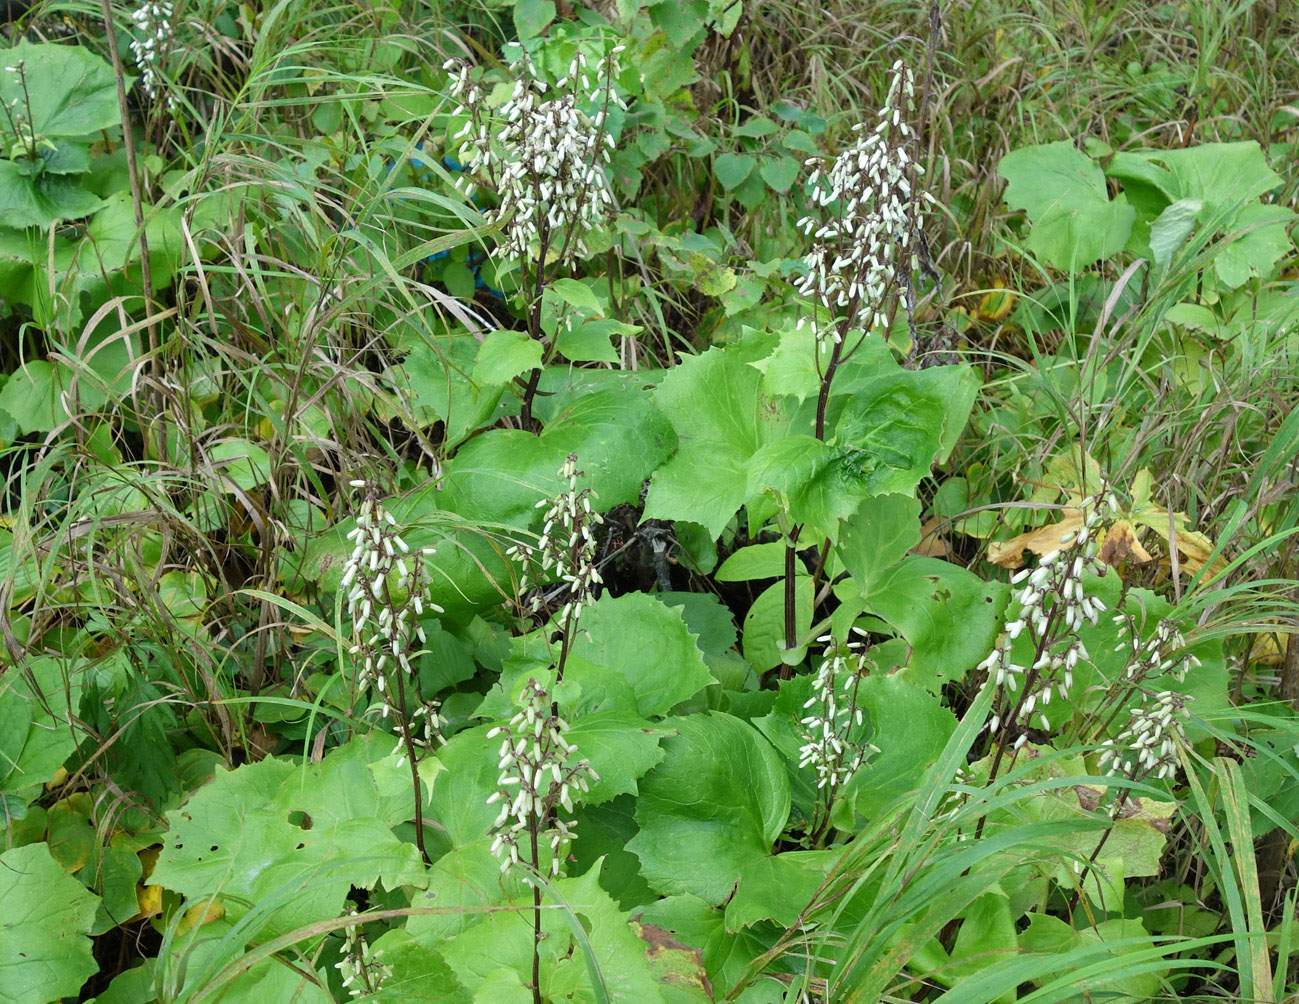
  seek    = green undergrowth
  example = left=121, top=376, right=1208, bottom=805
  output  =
left=0, top=1, right=1297, bottom=1003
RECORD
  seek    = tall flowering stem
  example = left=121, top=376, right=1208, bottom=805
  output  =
left=797, top=59, right=927, bottom=441
left=783, top=60, right=928, bottom=676
left=128, top=1, right=175, bottom=105
left=506, top=453, right=603, bottom=688
left=446, top=47, right=625, bottom=430
left=971, top=492, right=1115, bottom=847
left=1062, top=690, right=1192, bottom=910
left=486, top=678, right=596, bottom=1004
left=798, top=630, right=879, bottom=844
left=341, top=480, right=445, bottom=864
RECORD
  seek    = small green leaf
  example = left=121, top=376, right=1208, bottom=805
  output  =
left=473, top=329, right=543, bottom=385
left=547, top=277, right=603, bottom=314
left=742, top=577, right=811, bottom=672
left=440, top=259, right=476, bottom=299
left=554, top=319, right=625, bottom=364
left=758, top=155, right=800, bottom=193
left=715, top=541, right=787, bottom=582
left=206, top=438, right=271, bottom=492
left=733, top=117, right=777, bottom=139
left=512, top=0, right=555, bottom=40
left=713, top=152, right=756, bottom=191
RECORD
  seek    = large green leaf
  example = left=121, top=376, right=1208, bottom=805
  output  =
left=306, top=385, right=675, bottom=616
left=643, top=340, right=786, bottom=536
left=0, top=163, right=102, bottom=228
left=831, top=366, right=978, bottom=497
left=150, top=738, right=424, bottom=936
left=380, top=334, right=503, bottom=449
left=365, top=932, right=472, bottom=1003
left=628, top=713, right=791, bottom=905
left=1107, top=142, right=1294, bottom=287
left=565, top=711, right=668, bottom=805
left=856, top=555, right=1008, bottom=691
left=0, top=841, right=101, bottom=1004
left=635, top=894, right=774, bottom=993
left=569, top=592, right=714, bottom=719
left=998, top=141, right=1136, bottom=270
left=725, top=848, right=843, bottom=931
left=0, top=42, right=123, bottom=141
left=0, top=192, right=181, bottom=328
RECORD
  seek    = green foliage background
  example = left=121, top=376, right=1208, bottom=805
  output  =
left=0, top=0, right=1296, bottom=1002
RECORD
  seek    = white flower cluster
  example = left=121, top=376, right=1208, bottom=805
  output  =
left=341, top=480, right=444, bottom=723
left=446, top=46, right=625, bottom=269
left=798, top=631, right=880, bottom=790
left=506, top=453, right=603, bottom=623
left=128, top=1, right=174, bottom=102
left=981, top=496, right=1115, bottom=743
left=334, top=908, right=391, bottom=998
left=485, top=678, right=597, bottom=879
left=1098, top=690, right=1191, bottom=780
left=795, top=60, right=925, bottom=341
left=1112, top=613, right=1199, bottom=683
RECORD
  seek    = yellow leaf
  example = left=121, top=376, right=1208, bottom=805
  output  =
left=133, top=883, right=163, bottom=922
left=177, top=897, right=225, bottom=935
left=988, top=511, right=1084, bottom=568
left=977, top=281, right=1016, bottom=322
left=1249, top=631, right=1287, bottom=666
left=1097, top=519, right=1152, bottom=566
left=913, top=516, right=950, bottom=558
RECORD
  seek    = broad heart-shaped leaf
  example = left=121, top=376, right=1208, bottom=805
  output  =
left=0, top=162, right=103, bottom=228
left=998, top=141, right=1135, bottom=270
left=627, top=713, right=791, bottom=905
left=435, top=865, right=671, bottom=1004
left=832, top=365, right=978, bottom=498
left=1108, top=141, right=1283, bottom=219
left=569, top=592, right=714, bottom=719
left=306, top=384, right=676, bottom=617
left=0, top=42, right=123, bottom=141
left=1107, top=142, right=1294, bottom=288
left=150, top=737, right=424, bottom=937
left=644, top=337, right=786, bottom=537
left=0, top=841, right=100, bottom=1004
left=855, top=555, right=1008, bottom=692
left=0, top=656, right=82, bottom=806
left=0, top=191, right=182, bottom=329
